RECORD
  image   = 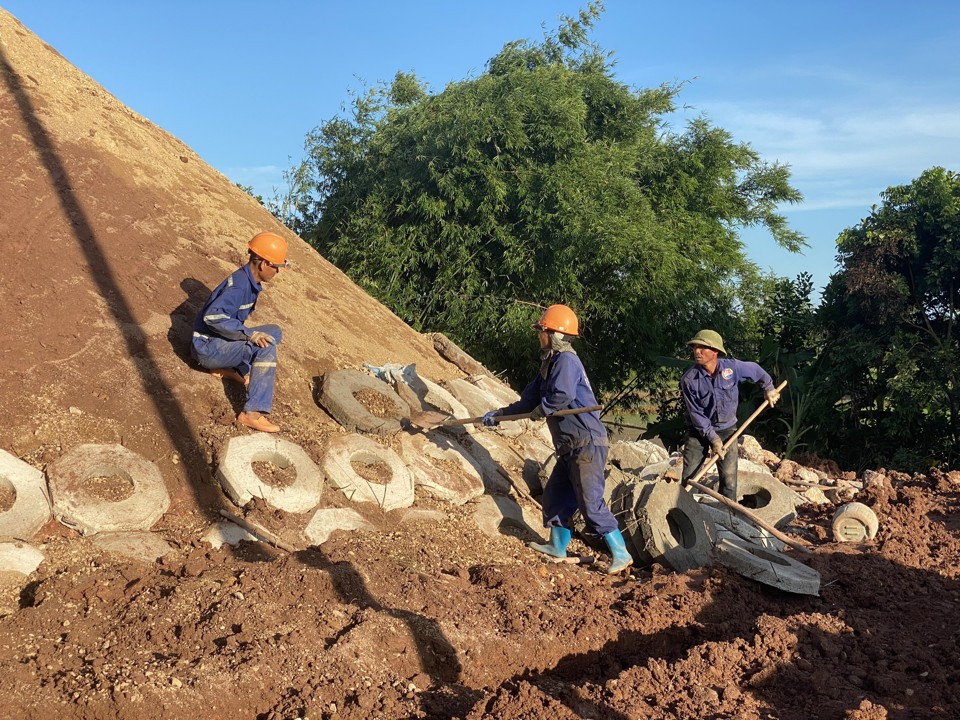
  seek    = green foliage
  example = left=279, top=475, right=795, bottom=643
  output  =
left=285, top=2, right=804, bottom=396
left=744, top=272, right=828, bottom=458
left=643, top=273, right=819, bottom=456
left=236, top=183, right=264, bottom=205
left=815, top=167, right=960, bottom=471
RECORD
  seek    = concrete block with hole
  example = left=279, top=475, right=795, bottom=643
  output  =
left=698, top=500, right=785, bottom=551
left=317, top=368, right=408, bottom=435
left=616, top=479, right=714, bottom=571
left=733, top=470, right=801, bottom=529
left=397, top=431, right=484, bottom=505
left=216, top=434, right=324, bottom=513
left=321, top=433, right=414, bottom=511
left=46, top=444, right=169, bottom=536
left=0, top=449, right=51, bottom=540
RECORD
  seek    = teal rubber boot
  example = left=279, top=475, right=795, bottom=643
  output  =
left=528, top=526, right=572, bottom=559
left=603, top=529, right=634, bottom=575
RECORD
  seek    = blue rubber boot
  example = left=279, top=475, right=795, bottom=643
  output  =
left=603, top=529, right=634, bottom=575
left=528, top=527, right=572, bottom=559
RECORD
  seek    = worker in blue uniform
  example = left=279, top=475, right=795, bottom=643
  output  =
left=192, top=231, right=288, bottom=433
left=680, top=329, right=780, bottom=500
left=482, top=304, right=632, bottom=575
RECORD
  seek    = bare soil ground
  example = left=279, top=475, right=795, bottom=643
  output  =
left=2, top=9, right=960, bottom=719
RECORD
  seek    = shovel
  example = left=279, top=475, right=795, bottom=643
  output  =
left=407, top=404, right=602, bottom=431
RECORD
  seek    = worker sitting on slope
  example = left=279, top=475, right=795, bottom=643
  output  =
left=191, top=231, right=288, bottom=433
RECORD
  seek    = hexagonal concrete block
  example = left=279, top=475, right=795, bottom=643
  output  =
left=735, top=470, right=801, bottom=529
left=216, top=434, right=324, bottom=513
left=0, top=449, right=51, bottom=540
left=397, top=431, right=484, bottom=505
left=46, top=444, right=170, bottom=536
left=625, top=479, right=714, bottom=572
left=321, top=434, right=414, bottom=511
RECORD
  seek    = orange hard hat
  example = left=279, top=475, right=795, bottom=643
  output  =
left=534, top=304, right=579, bottom=336
left=248, top=231, right=288, bottom=266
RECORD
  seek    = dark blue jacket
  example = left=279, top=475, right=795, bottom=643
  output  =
left=192, top=265, right=262, bottom=342
left=680, top=357, right=773, bottom=443
left=501, top=351, right=607, bottom=455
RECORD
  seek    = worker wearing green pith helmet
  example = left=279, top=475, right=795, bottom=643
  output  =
left=482, top=304, right=633, bottom=575
left=680, top=329, right=780, bottom=501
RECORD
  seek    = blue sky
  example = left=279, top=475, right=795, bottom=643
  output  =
left=5, top=1, right=960, bottom=297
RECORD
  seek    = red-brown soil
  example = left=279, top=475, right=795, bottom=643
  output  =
left=2, top=9, right=960, bottom=719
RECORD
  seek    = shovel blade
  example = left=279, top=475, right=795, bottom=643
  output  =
left=407, top=410, right=453, bottom=430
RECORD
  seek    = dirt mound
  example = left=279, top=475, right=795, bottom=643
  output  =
left=2, top=9, right=960, bottom=720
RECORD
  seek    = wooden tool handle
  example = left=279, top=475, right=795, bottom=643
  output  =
left=445, top=404, right=603, bottom=427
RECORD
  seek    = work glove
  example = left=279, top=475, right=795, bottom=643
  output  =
left=481, top=411, right=500, bottom=427
left=528, top=404, right=545, bottom=420
left=249, top=331, right=275, bottom=348
left=710, top=438, right=726, bottom=459
left=765, top=387, right=781, bottom=407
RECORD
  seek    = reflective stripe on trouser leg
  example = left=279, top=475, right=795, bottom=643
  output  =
left=245, top=344, right=278, bottom=413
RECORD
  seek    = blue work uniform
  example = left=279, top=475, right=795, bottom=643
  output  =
left=499, top=351, right=615, bottom=535
left=680, top=357, right=773, bottom=499
left=191, top=264, right=281, bottom=414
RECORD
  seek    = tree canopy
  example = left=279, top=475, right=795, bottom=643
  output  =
left=815, top=167, right=960, bottom=470
left=284, top=2, right=804, bottom=397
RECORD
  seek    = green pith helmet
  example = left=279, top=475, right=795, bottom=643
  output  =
left=687, top=329, right=726, bottom=355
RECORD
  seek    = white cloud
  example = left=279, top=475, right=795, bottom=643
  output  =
left=689, top=95, right=960, bottom=211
